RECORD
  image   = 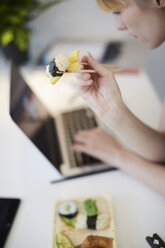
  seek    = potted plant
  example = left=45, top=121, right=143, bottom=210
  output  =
left=0, top=0, right=66, bottom=65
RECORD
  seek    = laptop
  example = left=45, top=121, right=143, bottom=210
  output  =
left=0, top=198, right=20, bottom=248
left=10, top=62, right=114, bottom=177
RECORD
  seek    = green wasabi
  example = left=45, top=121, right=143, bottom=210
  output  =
left=83, top=199, right=98, bottom=217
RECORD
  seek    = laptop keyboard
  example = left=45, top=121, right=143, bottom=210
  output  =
left=62, top=108, right=101, bottom=168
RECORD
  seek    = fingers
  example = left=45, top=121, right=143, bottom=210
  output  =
left=72, top=128, right=101, bottom=159
left=77, top=72, right=91, bottom=80
left=74, top=130, right=91, bottom=143
left=73, top=128, right=99, bottom=144
left=86, top=52, right=109, bottom=77
left=78, top=79, right=93, bottom=87
left=72, top=143, right=88, bottom=153
left=72, top=130, right=90, bottom=154
left=80, top=56, right=88, bottom=63
left=72, top=131, right=93, bottom=155
left=76, top=72, right=93, bottom=86
left=80, top=53, right=115, bottom=79
left=79, top=64, right=84, bottom=70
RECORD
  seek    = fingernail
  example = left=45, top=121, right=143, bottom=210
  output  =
left=86, top=52, right=91, bottom=57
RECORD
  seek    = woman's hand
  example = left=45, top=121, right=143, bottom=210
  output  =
left=73, top=127, right=165, bottom=196
left=76, top=52, right=124, bottom=121
left=73, top=127, right=124, bottom=167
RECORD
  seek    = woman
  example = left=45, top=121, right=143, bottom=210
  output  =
left=73, top=0, right=165, bottom=196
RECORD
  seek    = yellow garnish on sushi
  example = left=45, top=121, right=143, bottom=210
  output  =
left=69, top=49, right=80, bottom=63
left=50, top=76, right=61, bottom=85
left=67, top=61, right=80, bottom=72
left=46, top=49, right=80, bottom=84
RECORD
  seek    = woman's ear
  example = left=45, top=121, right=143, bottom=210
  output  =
left=154, top=0, right=165, bottom=8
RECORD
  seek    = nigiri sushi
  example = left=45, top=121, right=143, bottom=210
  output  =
left=46, top=49, right=80, bottom=84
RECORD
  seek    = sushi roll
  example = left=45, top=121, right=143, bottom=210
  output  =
left=46, top=50, right=80, bottom=84
left=58, top=201, right=78, bottom=218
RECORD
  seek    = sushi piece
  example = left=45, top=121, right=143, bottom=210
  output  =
left=75, top=214, right=87, bottom=230
left=58, top=201, right=78, bottom=218
left=96, top=214, right=109, bottom=230
left=56, top=232, right=74, bottom=248
left=83, top=199, right=98, bottom=230
left=87, top=215, right=97, bottom=230
left=46, top=49, right=80, bottom=84
left=75, top=235, right=114, bottom=248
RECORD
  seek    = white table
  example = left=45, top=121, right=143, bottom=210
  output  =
left=0, top=62, right=165, bottom=248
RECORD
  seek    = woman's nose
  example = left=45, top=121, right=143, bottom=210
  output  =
left=114, top=16, right=127, bottom=31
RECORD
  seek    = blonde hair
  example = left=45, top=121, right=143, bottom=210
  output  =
left=96, top=0, right=129, bottom=12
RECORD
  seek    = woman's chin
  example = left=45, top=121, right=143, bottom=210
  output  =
left=143, top=39, right=164, bottom=49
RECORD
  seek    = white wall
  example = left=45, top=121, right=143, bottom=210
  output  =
left=145, top=42, right=165, bottom=101
left=29, top=0, right=129, bottom=60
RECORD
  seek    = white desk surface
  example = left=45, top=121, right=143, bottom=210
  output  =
left=0, top=62, right=165, bottom=248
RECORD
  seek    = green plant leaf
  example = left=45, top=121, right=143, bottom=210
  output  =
left=14, top=29, right=29, bottom=51
left=6, top=16, right=22, bottom=25
left=0, top=0, right=68, bottom=49
left=1, top=30, right=14, bottom=46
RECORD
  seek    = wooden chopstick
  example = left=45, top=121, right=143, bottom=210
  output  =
left=81, top=62, right=118, bottom=69
left=57, top=68, right=122, bottom=74
left=73, top=69, right=96, bottom=73
left=73, top=68, right=123, bottom=73
left=56, top=70, right=95, bottom=74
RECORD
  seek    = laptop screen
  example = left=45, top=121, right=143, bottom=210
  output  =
left=10, top=62, right=62, bottom=171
